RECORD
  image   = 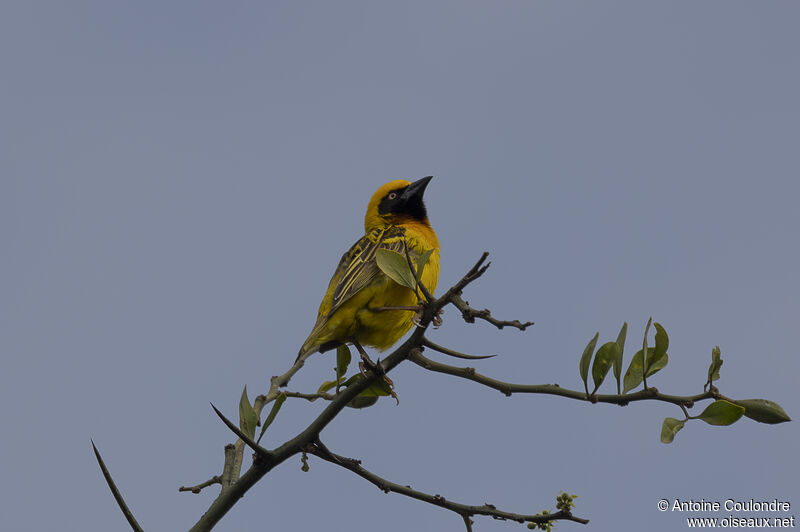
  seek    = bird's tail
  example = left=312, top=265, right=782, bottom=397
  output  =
left=296, top=338, right=339, bottom=363
left=295, top=343, right=314, bottom=363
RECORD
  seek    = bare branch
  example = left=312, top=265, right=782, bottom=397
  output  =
left=179, top=476, right=222, bottom=494
left=409, top=350, right=714, bottom=407
left=281, top=390, right=335, bottom=402
left=433, top=252, right=491, bottom=311
left=428, top=253, right=532, bottom=330
left=450, top=293, right=533, bottom=330
left=305, top=442, right=589, bottom=527
left=91, top=440, right=145, bottom=532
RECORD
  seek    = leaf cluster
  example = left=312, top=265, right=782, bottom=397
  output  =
left=576, top=318, right=790, bottom=443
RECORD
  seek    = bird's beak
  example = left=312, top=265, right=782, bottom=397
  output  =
left=401, top=175, right=433, bottom=202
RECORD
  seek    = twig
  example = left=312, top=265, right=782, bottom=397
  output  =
left=282, top=390, right=335, bottom=402
left=431, top=253, right=531, bottom=330
left=441, top=251, right=492, bottom=300
left=450, top=294, right=533, bottom=331
left=179, top=476, right=222, bottom=494
left=409, top=350, right=713, bottom=407
left=91, top=440, right=145, bottom=532
left=305, top=442, right=589, bottom=527
left=433, top=253, right=492, bottom=312
left=423, top=338, right=496, bottom=360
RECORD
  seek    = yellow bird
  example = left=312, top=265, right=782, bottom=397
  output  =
left=298, top=176, right=440, bottom=363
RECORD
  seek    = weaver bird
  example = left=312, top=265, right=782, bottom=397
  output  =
left=297, top=176, right=440, bottom=366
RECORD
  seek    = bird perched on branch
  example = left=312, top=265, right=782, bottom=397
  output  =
left=297, top=176, right=440, bottom=367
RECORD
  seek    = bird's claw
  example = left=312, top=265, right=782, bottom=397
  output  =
left=358, top=353, right=382, bottom=375
left=432, top=308, right=444, bottom=329
left=357, top=360, right=399, bottom=405
left=412, top=307, right=444, bottom=329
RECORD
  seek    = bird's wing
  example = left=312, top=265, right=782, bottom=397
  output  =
left=310, top=226, right=407, bottom=329
left=297, top=226, right=413, bottom=359
left=329, top=225, right=407, bottom=315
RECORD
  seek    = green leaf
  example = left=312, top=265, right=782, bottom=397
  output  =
left=653, top=322, right=668, bottom=354
left=317, top=379, right=343, bottom=394
left=646, top=352, right=668, bottom=377
left=695, top=400, right=745, bottom=426
left=591, top=342, right=620, bottom=393
left=336, top=344, right=351, bottom=383
left=238, top=385, right=258, bottom=440
left=375, top=248, right=417, bottom=290
left=707, top=346, right=723, bottom=385
left=735, top=399, right=791, bottom=424
left=341, top=375, right=361, bottom=388
left=641, top=317, right=652, bottom=380
left=613, top=322, right=627, bottom=394
left=339, top=374, right=392, bottom=408
left=660, top=417, right=686, bottom=443
left=647, top=322, right=669, bottom=374
left=346, top=395, right=380, bottom=409
left=578, top=332, right=599, bottom=394
left=359, top=378, right=393, bottom=397
left=622, top=347, right=666, bottom=393
left=622, top=349, right=644, bottom=394
left=256, top=393, right=286, bottom=443
left=415, top=248, right=434, bottom=282
left=413, top=248, right=435, bottom=300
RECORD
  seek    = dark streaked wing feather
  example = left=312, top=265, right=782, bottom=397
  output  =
left=298, top=225, right=429, bottom=360
left=330, top=226, right=406, bottom=311
left=308, top=226, right=407, bottom=333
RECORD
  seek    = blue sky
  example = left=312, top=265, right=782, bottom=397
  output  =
left=2, top=2, right=798, bottom=531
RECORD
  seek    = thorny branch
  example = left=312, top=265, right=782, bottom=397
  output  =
left=95, top=251, right=748, bottom=531
left=304, top=440, right=589, bottom=529
left=451, top=292, right=534, bottom=330
left=178, top=253, right=582, bottom=532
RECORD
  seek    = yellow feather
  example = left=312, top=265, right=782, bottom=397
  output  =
left=298, top=178, right=440, bottom=360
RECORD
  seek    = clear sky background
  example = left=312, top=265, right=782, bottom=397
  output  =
left=2, top=2, right=798, bottom=531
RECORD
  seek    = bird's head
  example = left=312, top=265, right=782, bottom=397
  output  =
left=364, top=176, right=433, bottom=232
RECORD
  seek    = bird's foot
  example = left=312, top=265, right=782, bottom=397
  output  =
left=357, top=359, right=399, bottom=405
left=351, top=338, right=398, bottom=404
left=413, top=307, right=444, bottom=329
left=432, top=308, right=443, bottom=328
left=357, top=351, right=382, bottom=375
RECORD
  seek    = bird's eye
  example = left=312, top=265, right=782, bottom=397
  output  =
left=388, top=192, right=397, bottom=200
